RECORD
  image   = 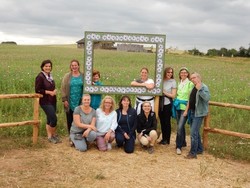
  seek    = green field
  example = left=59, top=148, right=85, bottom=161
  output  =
left=0, top=44, right=249, bottom=161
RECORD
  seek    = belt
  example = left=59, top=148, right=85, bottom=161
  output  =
left=136, top=97, right=154, bottom=102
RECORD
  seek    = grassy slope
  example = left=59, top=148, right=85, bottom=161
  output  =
left=0, top=44, right=249, bottom=161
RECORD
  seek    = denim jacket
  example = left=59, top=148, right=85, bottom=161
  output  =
left=194, top=83, right=210, bottom=117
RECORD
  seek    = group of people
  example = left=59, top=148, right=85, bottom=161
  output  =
left=35, top=59, right=210, bottom=158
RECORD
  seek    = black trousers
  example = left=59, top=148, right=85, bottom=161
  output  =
left=66, top=109, right=74, bottom=134
left=159, top=104, right=172, bottom=144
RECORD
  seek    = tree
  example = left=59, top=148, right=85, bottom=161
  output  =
left=219, top=47, right=228, bottom=57
left=228, top=48, right=237, bottom=57
left=206, top=48, right=219, bottom=56
left=237, top=46, right=248, bottom=57
left=188, top=48, right=204, bottom=56
left=1, top=41, right=17, bottom=45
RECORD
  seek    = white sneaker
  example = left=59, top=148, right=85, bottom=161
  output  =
left=176, top=148, right=182, bottom=155
left=107, top=143, right=112, bottom=150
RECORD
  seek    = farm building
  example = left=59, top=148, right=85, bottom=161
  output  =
left=116, top=43, right=147, bottom=52
left=76, top=38, right=115, bottom=49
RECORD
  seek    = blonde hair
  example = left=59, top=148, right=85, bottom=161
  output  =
left=99, top=96, right=116, bottom=112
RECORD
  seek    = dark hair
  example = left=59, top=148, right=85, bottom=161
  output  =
left=164, top=67, right=174, bottom=79
left=118, top=95, right=132, bottom=109
left=93, top=70, right=101, bottom=77
left=140, top=67, right=149, bottom=73
left=40, top=59, right=52, bottom=71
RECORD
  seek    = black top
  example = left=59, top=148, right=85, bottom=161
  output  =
left=116, top=108, right=137, bottom=137
left=35, top=72, right=56, bottom=105
left=189, top=87, right=197, bottom=110
left=137, top=111, right=157, bottom=135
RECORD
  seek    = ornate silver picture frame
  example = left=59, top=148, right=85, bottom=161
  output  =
left=83, top=31, right=166, bottom=96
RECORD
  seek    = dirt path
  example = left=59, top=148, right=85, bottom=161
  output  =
left=0, top=136, right=249, bottom=188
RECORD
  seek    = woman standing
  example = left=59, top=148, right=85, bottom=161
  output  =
left=96, top=96, right=118, bottom=151
left=35, top=59, right=60, bottom=144
left=173, top=67, right=194, bottom=155
left=158, top=67, right=177, bottom=145
left=184, top=72, right=210, bottom=159
left=115, top=96, right=137, bottom=153
left=137, top=101, right=158, bottom=154
left=61, top=59, right=84, bottom=134
left=131, top=67, right=155, bottom=114
left=70, top=94, right=97, bottom=152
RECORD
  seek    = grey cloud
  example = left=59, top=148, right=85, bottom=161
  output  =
left=1, top=0, right=250, bottom=51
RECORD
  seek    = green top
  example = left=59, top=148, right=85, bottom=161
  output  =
left=176, top=79, right=194, bottom=110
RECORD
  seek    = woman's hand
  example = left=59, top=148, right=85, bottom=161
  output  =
left=124, top=132, right=130, bottom=139
left=83, top=129, right=90, bottom=138
left=145, top=83, right=155, bottom=90
left=104, top=132, right=111, bottom=142
left=89, top=124, right=97, bottom=132
left=64, top=101, right=69, bottom=108
left=183, top=110, right=188, bottom=117
left=46, top=89, right=57, bottom=96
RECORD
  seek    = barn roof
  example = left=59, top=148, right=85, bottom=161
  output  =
left=76, top=38, right=84, bottom=44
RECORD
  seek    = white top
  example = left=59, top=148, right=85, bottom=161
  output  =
left=135, top=78, right=155, bottom=114
left=96, top=108, right=118, bottom=136
left=136, top=78, right=154, bottom=100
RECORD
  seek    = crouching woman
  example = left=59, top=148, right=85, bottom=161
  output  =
left=70, top=94, right=97, bottom=152
left=137, top=101, right=158, bottom=154
left=96, top=96, right=118, bottom=151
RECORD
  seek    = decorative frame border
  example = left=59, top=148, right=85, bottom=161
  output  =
left=83, top=31, right=166, bottom=96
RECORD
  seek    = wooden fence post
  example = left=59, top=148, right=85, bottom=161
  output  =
left=203, top=107, right=210, bottom=150
left=33, top=97, right=40, bottom=144
left=154, top=96, right=161, bottom=141
left=154, top=96, right=159, bottom=119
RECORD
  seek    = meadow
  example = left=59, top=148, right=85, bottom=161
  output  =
left=0, top=44, right=249, bottom=161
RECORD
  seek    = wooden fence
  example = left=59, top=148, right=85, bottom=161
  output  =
left=0, top=94, right=42, bottom=144
left=1, top=95, right=249, bottom=147
left=203, top=101, right=250, bottom=150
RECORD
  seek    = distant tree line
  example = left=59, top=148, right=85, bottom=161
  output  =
left=1, top=41, right=17, bottom=45
left=188, top=46, right=250, bottom=57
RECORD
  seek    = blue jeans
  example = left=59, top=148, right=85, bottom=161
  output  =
left=176, top=110, right=187, bottom=149
left=70, top=130, right=97, bottom=152
left=115, top=132, right=135, bottom=153
left=189, top=110, right=204, bottom=156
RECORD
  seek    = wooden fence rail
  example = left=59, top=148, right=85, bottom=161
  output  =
left=1, top=95, right=249, bottom=147
left=203, top=101, right=250, bottom=150
left=0, top=93, right=42, bottom=144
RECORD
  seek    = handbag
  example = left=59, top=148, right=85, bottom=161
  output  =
left=74, top=133, right=83, bottom=140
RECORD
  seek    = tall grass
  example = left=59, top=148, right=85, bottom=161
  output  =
left=0, top=44, right=249, bottom=161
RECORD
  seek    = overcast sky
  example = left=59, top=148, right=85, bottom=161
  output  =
left=1, top=0, right=250, bottom=52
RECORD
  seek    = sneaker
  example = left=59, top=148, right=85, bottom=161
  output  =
left=147, top=146, right=154, bottom=154
left=69, top=140, right=74, bottom=147
left=107, top=143, right=112, bottom=150
left=48, top=137, right=57, bottom=144
left=176, top=148, right=182, bottom=155
left=197, top=151, right=203, bottom=155
left=53, top=135, right=62, bottom=143
left=159, top=140, right=168, bottom=145
left=185, top=154, right=197, bottom=159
